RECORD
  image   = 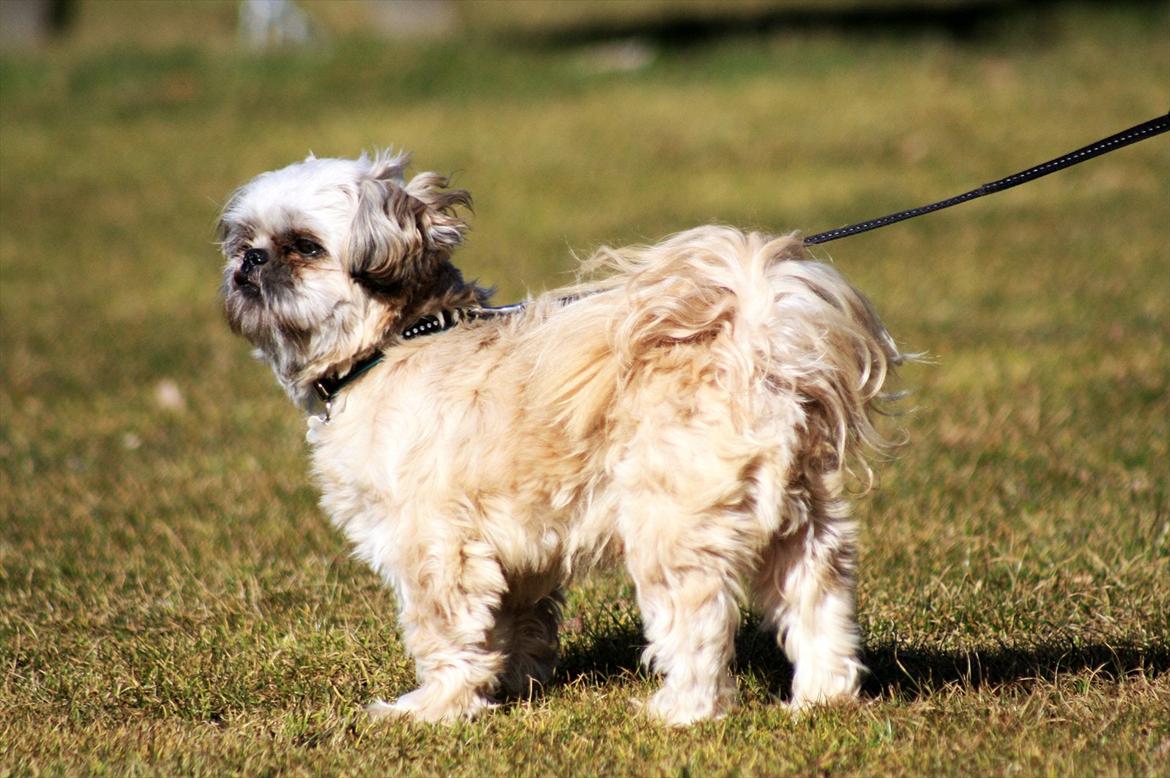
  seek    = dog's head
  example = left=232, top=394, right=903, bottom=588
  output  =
left=218, top=151, right=472, bottom=397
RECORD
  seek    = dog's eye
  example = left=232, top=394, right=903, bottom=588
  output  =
left=291, top=238, right=324, bottom=257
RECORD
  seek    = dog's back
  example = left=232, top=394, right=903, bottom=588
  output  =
left=523, top=225, right=901, bottom=500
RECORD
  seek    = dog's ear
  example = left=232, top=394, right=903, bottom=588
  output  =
left=348, top=152, right=471, bottom=291
left=403, top=171, right=472, bottom=255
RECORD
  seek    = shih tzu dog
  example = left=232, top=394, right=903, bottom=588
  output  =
left=218, top=151, right=904, bottom=725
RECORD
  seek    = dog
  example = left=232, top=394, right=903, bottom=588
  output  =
left=218, top=151, right=904, bottom=725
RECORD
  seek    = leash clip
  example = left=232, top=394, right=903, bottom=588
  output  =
left=313, top=380, right=334, bottom=424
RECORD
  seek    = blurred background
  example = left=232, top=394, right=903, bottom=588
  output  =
left=1, top=1, right=1167, bottom=772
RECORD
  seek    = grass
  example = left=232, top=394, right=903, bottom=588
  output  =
left=2, top=1, right=1168, bottom=775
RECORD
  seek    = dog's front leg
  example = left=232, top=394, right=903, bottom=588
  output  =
left=367, top=537, right=507, bottom=723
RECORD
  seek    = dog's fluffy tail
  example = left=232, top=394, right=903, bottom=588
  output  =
left=553, top=225, right=905, bottom=489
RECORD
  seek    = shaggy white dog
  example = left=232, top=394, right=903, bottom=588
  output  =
left=218, top=151, right=904, bottom=724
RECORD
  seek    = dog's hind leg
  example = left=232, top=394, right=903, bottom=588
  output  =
left=493, top=588, right=563, bottom=700
left=751, top=483, right=864, bottom=710
left=620, top=494, right=749, bottom=725
left=626, top=546, right=742, bottom=724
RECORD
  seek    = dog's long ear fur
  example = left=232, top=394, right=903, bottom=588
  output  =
left=348, top=151, right=471, bottom=291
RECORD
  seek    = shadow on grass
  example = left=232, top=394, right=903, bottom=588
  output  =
left=862, top=640, right=1170, bottom=700
left=515, top=0, right=1166, bottom=48
left=555, top=613, right=1169, bottom=701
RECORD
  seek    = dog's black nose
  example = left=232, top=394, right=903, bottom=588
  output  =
left=242, top=248, right=268, bottom=272
left=234, top=248, right=268, bottom=292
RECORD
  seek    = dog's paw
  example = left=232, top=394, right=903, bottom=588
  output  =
left=643, top=687, right=733, bottom=726
left=365, top=687, right=497, bottom=723
left=365, top=697, right=413, bottom=720
left=786, top=683, right=862, bottom=718
left=789, top=662, right=862, bottom=713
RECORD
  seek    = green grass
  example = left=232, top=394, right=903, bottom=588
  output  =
left=2, top=1, right=1168, bottom=775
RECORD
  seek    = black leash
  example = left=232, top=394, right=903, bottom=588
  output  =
left=804, top=111, right=1170, bottom=246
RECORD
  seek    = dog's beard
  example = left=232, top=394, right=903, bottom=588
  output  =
left=222, top=259, right=372, bottom=383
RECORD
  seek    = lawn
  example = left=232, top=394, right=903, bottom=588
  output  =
left=1, top=1, right=1168, bottom=775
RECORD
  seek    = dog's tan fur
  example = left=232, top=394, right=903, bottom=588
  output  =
left=219, top=152, right=904, bottom=724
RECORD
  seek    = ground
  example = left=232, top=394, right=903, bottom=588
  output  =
left=1, top=1, right=1167, bottom=775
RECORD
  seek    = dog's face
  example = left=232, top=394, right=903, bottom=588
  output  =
left=218, top=152, right=471, bottom=392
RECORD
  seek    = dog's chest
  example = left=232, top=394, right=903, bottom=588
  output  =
left=305, top=388, right=420, bottom=518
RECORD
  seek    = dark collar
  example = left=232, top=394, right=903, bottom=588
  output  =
left=313, top=350, right=385, bottom=407
left=311, top=304, right=528, bottom=412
